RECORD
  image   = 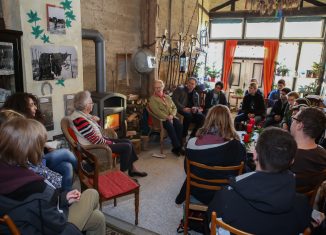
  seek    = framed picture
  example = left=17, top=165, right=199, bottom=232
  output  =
left=231, top=62, right=241, bottom=86
left=0, top=30, right=24, bottom=106
left=116, top=53, right=132, bottom=81
left=31, top=45, right=78, bottom=81
left=252, top=63, right=263, bottom=87
left=39, top=96, right=54, bottom=131
left=46, top=4, right=66, bottom=35
left=64, top=94, right=75, bottom=116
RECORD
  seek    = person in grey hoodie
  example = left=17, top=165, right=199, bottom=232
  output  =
left=208, top=127, right=312, bottom=235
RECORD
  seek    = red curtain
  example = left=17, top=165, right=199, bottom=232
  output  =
left=263, top=41, right=279, bottom=98
left=222, top=40, right=238, bottom=90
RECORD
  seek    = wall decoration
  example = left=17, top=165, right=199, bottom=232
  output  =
left=31, top=45, right=78, bottom=81
left=116, top=53, right=132, bottom=85
left=27, top=10, right=51, bottom=43
left=39, top=96, right=54, bottom=131
left=60, top=0, right=76, bottom=28
left=64, top=94, right=75, bottom=116
left=46, top=4, right=66, bottom=35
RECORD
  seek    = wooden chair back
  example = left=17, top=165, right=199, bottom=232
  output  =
left=75, top=144, right=140, bottom=225
left=210, top=211, right=252, bottom=235
left=61, top=117, right=113, bottom=171
left=0, top=214, right=20, bottom=235
left=295, top=169, right=326, bottom=206
left=184, top=159, right=244, bottom=235
left=146, top=106, right=167, bottom=154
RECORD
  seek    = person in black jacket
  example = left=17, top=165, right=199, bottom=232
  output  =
left=0, top=118, right=105, bottom=235
left=204, top=81, right=227, bottom=114
left=264, top=87, right=291, bottom=127
left=175, top=105, right=246, bottom=205
left=172, top=77, right=205, bottom=138
left=208, top=127, right=312, bottom=235
left=234, top=82, right=265, bottom=129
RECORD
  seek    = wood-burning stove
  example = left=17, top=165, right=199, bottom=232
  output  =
left=91, top=92, right=126, bottom=137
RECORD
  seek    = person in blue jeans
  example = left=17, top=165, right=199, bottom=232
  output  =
left=3, top=92, right=77, bottom=191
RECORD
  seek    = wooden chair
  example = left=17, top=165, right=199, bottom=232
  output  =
left=75, top=144, right=140, bottom=225
left=146, top=107, right=167, bottom=154
left=210, top=211, right=252, bottom=235
left=184, top=159, right=244, bottom=235
left=61, top=117, right=116, bottom=170
left=0, top=214, right=20, bottom=235
left=295, top=170, right=326, bottom=207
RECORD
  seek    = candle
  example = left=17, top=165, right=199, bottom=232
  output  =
left=247, top=124, right=253, bottom=133
left=249, top=118, right=255, bottom=125
left=243, top=134, right=250, bottom=143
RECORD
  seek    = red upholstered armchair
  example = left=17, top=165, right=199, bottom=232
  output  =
left=75, top=143, right=140, bottom=225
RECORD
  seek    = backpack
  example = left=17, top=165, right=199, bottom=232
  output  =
left=176, top=210, right=210, bottom=235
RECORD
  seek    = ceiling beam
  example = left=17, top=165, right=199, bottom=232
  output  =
left=304, top=0, right=326, bottom=7
left=209, top=6, right=326, bottom=18
left=210, top=0, right=239, bottom=13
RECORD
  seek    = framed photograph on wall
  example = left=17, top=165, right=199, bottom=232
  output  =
left=39, top=96, right=54, bottom=131
left=64, top=94, right=75, bottom=116
left=46, top=4, right=66, bottom=35
left=31, top=45, right=78, bottom=81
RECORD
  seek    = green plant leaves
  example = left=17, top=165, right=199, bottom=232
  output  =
left=65, top=11, right=76, bottom=21
left=41, top=34, right=50, bottom=43
left=60, top=0, right=72, bottom=10
left=31, top=25, right=44, bottom=39
left=27, top=10, right=41, bottom=24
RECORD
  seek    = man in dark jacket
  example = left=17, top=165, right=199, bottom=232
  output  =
left=264, top=87, right=291, bottom=127
left=234, top=82, right=265, bottom=129
left=172, top=77, right=205, bottom=138
left=204, top=81, right=227, bottom=114
left=207, top=128, right=312, bottom=235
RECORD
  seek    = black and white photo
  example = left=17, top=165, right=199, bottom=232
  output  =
left=31, top=45, right=78, bottom=81
left=47, top=4, right=66, bottom=35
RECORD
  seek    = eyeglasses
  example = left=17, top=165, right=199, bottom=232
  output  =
left=88, top=102, right=94, bottom=105
left=154, top=86, right=163, bottom=89
left=291, top=116, right=300, bottom=122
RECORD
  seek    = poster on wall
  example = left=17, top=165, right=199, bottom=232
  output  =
left=39, top=96, right=54, bottom=131
left=64, top=94, right=75, bottom=116
left=0, top=42, right=14, bottom=75
left=31, top=45, right=78, bottom=81
left=46, top=4, right=66, bottom=35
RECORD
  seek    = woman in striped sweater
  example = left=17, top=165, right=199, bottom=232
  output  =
left=69, top=90, right=147, bottom=177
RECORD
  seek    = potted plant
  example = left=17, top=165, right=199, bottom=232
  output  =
left=235, top=88, right=244, bottom=96
left=312, top=62, right=323, bottom=78
left=275, top=62, right=290, bottom=77
left=205, top=65, right=221, bottom=82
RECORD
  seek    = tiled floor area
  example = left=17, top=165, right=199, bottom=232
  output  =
left=103, top=138, right=187, bottom=235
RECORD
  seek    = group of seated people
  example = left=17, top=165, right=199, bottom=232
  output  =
left=0, top=75, right=325, bottom=234
left=0, top=91, right=149, bottom=234
left=146, top=76, right=326, bottom=233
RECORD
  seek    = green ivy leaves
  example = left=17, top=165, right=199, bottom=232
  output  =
left=27, top=10, right=41, bottom=24
left=60, top=0, right=72, bottom=10
left=60, top=0, right=76, bottom=27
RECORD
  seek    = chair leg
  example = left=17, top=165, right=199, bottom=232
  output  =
left=135, top=189, right=139, bottom=225
left=160, top=132, right=164, bottom=154
left=114, top=198, right=117, bottom=207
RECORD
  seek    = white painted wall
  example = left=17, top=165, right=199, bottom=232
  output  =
left=2, top=0, right=84, bottom=138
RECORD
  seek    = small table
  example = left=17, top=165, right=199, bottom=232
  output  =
left=231, top=95, right=244, bottom=111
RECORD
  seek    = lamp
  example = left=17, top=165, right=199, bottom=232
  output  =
left=246, top=0, right=301, bottom=16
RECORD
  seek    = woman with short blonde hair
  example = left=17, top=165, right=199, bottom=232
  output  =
left=175, top=105, right=246, bottom=205
left=148, top=79, right=184, bottom=156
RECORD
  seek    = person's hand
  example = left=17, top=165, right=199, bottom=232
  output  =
left=91, top=115, right=100, bottom=122
left=198, top=107, right=203, bottom=113
left=66, top=189, right=81, bottom=204
left=282, top=123, right=288, bottom=130
left=191, top=107, right=198, bottom=113
left=248, top=113, right=255, bottom=118
left=166, top=115, right=173, bottom=123
left=183, top=107, right=191, bottom=113
left=274, top=115, right=281, bottom=121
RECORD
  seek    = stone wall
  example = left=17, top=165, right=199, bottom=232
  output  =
left=81, top=0, right=142, bottom=95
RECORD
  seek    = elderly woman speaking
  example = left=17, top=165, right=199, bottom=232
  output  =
left=69, top=91, right=147, bottom=177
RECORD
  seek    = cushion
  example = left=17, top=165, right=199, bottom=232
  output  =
left=68, top=127, right=78, bottom=142
left=89, top=171, right=139, bottom=199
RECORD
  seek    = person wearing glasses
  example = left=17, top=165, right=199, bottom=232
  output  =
left=172, top=77, right=205, bottom=139
left=148, top=80, right=184, bottom=156
left=290, top=107, right=326, bottom=191
left=70, top=91, right=147, bottom=177
left=3, top=93, right=77, bottom=191
left=207, top=128, right=311, bottom=234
